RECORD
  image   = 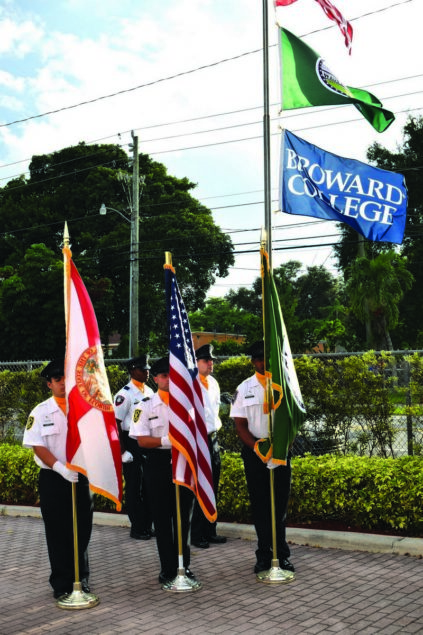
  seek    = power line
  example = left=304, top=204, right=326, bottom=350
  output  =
left=2, top=98, right=423, bottom=192
left=0, top=0, right=414, bottom=131
left=2, top=73, right=422, bottom=177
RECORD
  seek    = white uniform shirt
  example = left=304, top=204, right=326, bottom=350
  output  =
left=230, top=374, right=268, bottom=439
left=129, top=392, right=169, bottom=445
left=23, top=397, right=68, bottom=468
left=114, top=381, right=154, bottom=432
left=200, top=374, right=222, bottom=434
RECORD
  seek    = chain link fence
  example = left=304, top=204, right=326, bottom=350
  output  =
left=2, top=352, right=423, bottom=457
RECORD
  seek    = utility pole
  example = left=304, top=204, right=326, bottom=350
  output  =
left=130, top=131, right=139, bottom=357
left=357, top=234, right=372, bottom=348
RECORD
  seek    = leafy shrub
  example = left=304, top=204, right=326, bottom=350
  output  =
left=2, top=444, right=423, bottom=535
left=0, top=368, right=49, bottom=442
left=217, top=452, right=251, bottom=523
left=0, top=444, right=39, bottom=504
left=106, top=364, right=129, bottom=397
left=214, top=355, right=253, bottom=395
left=290, top=454, right=423, bottom=535
left=218, top=411, right=242, bottom=453
left=295, top=351, right=397, bottom=457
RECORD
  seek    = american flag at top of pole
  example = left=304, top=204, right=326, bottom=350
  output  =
left=164, top=260, right=217, bottom=522
left=275, top=0, right=353, bottom=54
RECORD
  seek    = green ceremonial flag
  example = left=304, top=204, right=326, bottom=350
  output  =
left=257, top=247, right=306, bottom=464
left=280, top=27, right=395, bottom=133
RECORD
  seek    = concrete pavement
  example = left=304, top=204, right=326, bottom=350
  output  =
left=1, top=506, right=423, bottom=634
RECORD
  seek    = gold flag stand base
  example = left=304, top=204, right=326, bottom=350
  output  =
left=56, top=582, right=100, bottom=609
left=256, top=559, right=296, bottom=585
left=162, top=567, right=202, bottom=593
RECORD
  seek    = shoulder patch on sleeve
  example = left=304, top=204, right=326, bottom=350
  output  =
left=133, top=409, right=142, bottom=423
left=26, top=416, right=34, bottom=431
left=115, top=395, right=125, bottom=406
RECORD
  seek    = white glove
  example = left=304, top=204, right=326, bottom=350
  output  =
left=53, top=461, right=79, bottom=482
left=161, top=435, right=172, bottom=448
left=121, top=450, right=133, bottom=463
left=267, top=459, right=278, bottom=470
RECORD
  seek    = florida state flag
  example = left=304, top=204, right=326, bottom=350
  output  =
left=63, top=224, right=122, bottom=510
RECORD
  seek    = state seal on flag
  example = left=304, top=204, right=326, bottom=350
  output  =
left=316, top=58, right=354, bottom=99
left=75, top=346, right=113, bottom=412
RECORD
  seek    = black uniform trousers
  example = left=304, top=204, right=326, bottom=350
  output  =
left=39, top=469, right=93, bottom=595
left=191, top=432, right=220, bottom=543
left=143, top=449, right=194, bottom=579
left=122, top=430, right=152, bottom=534
left=241, top=444, right=291, bottom=565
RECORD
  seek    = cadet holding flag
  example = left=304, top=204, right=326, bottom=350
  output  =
left=129, top=356, right=197, bottom=586
left=230, top=246, right=306, bottom=580
left=230, top=341, right=294, bottom=576
left=23, top=359, right=93, bottom=600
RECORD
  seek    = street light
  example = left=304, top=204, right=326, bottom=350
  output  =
left=99, top=203, right=130, bottom=224
left=99, top=203, right=138, bottom=358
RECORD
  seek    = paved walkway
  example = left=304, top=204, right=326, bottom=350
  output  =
left=1, top=510, right=423, bottom=635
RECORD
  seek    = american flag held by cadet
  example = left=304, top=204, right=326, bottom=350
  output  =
left=164, top=263, right=217, bottom=522
left=63, top=228, right=123, bottom=510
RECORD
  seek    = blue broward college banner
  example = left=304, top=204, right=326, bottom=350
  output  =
left=280, top=130, right=407, bottom=244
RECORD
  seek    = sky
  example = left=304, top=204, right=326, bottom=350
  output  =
left=0, top=0, right=421, bottom=299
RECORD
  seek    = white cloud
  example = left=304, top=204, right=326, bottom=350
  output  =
left=0, top=16, right=43, bottom=56
left=0, top=69, right=25, bottom=91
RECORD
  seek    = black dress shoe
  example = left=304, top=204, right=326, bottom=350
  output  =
left=158, top=571, right=175, bottom=584
left=81, top=579, right=90, bottom=593
left=192, top=539, right=209, bottom=549
left=280, top=558, right=295, bottom=572
left=185, top=568, right=197, bottom=581
left=130, top=529, right=151, bottom=540
left=208, top=534, right=227, bottom=544
left=53, top=589, right=71, bottom=599
left=254, top=561, right=271, bottom=574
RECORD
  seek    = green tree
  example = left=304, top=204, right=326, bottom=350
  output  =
left=189, top=297, right=261, bottom=350
left=367, top=116, right=423, bottom=348
left=225, top=261, right=345, bottom=352
left=295, top=265, right=338, bottom=320
left=0, top=244, right=65, bottom=360
left=346, top=251, right=413, bottom=350
left=334, top=116, right=423, bottom=349
left=0, top=143, right=234, bottom=358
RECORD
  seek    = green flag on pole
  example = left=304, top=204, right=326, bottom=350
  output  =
left=280, top=27, right=395, bottom=133
left=256, top=247, right=306, bottom=464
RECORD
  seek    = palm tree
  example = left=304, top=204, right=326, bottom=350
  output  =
left=346, top=251, right=414, bottom=350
